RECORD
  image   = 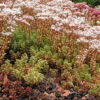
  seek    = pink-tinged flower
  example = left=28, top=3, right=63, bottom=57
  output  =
left=23, top=15, right=33, bottom=20
left=50, top=5, right=55, bottom=7
left=63, top=5, right=67, bottom=7
left=74, top=4, right=87, bottom=9
left=86, top=7, right=93, bottom=11
left=74, top=4, right=80, bottom=8
left=82, top=5, right=87, bottom=9
left=97, top=21, right=100, bottom=25
left=92, top=10, right=100, bottom=15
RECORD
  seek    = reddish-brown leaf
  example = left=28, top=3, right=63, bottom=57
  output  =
left=50, top=93, right=56, bottom=99
left=57, top=87, right=64, bottom=92
left=3, top=74, right=9, bottom=84
left=55, top=83, right=59, bottom=87
left=61, top=90, right=70, bottom=97
left=81, top=96, right=87, bottom=100
left=74, top=97, right=78, bottom=99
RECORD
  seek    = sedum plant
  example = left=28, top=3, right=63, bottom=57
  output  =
left=66, top=81, right=74, bottom=89
left=0, top=59, right=13, bottom=75
left=61, top=69, right=70, bottom=80
left=23, top=67, right=44, bottom=85
left=88, top=84, right=100, bottom=97
left=56, top=58, right=63, bottom=69
left=1, top=1, right=100, bottom=98
left=0, top=53, right=48, bottom=85
left=84, top=73, right=92, bottom=83
left=8, top=27, right=39, bottom=55
left=63, top=59, right=72, bottom=70
left=0, top=34, right=11, bottom=65
left=83, top=64, right=89, bottom=74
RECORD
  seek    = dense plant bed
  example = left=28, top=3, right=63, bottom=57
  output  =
left=0, top=0, right=100, bottom=100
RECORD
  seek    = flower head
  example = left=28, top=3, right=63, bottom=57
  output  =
left=92, top=10, right=100, bottom=15
left=74, top=4, right=87, bottom=9
left=86, top=7, right=94, bottom=12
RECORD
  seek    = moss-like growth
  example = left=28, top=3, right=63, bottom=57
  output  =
left=84, top=73, right=92, bottom=83
left=8, top=27, right=39, bottom=55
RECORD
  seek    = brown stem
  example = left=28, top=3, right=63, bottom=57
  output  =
left=95, top=15, right=97, bottom=25
left=10, top=0, right=16, bottom=9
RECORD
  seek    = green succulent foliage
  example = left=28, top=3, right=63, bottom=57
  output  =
left=84, top=73, right=92, bottom=83
left=13, top=69, right=24, bottom=80
left=96, top=63, right=99, bottom=68
left=61, top=69, right=70, bottom=79
left=0, top=52, right=49, bottom=85
left=98, top=68, right=100, bottom=73
left=40, top=30, right=51, bottom=47
left=71, top=57, right=76, bottom=64
left=46, top=51, right=53, bottom=59
left=74, top=86, right=79, bottom=91
left=21, top=53, right=28, bottom=62
left=79, top=72, right=84, bottom=79
left=23, top=67, right=44, bottom=85
left=74, top=62, right=81, bottom=68
left=41, top=38, right=51, bottom=47
left=62, top=47, right=67, bottom=57
left=3, top=25, right=7, bottom=32
left=65, top=54, right=70, bottom=61
left=38, top=50, right=46, bottom=58
left=44, top=45, right=53, bottom=52
left=63, top=59, right=72, bottom=69
left=14, top=59, right=23, bottom=69
left=62, top=36, right=66, bottom=42
left=72, top=68, right=78, bottom=73
left=0, top=59, right=13, bottom=74
left=29, top=46, right=37, bottom=56
left=88, top=84, right=100, bottom=96
left=34, top=59, right=47, bottom=72
left=83, top=64, right=89, bottom=73
left=28, top=56, right=37, bottom=67
left=53, top=53, right=58, bottom=59
left=60, top=81, right=66, bottom=85
left=63, top=59, right=68, bottom=66
left=67, top=81, right=73, bottom=87
left=9, top=28, right=25, bottom=51
left=8, top=27, right=39, bottom=54
left=43, top=64, right=49, bottom=71
left=56, top=58, right=63, bottom=68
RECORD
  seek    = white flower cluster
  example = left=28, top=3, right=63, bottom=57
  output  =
left=51, top=24, right=62, bottom=31
left=89, top=39, right=100, bottom=52
left=76, top=37, right=89, bottom=43
left=76, top=49, right=89, bottom=63
left=22, top=15, right=34, bottom=20
left=1, top=32, right=12, bottom=36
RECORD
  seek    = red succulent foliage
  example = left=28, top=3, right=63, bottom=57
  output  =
left=25, top=87, right=31, bottom=96
left=81, top=81, right=88, bottom=88
left=0, top=74, right=3, bottom=81
left=9, top=95, right=17, bottom=100
left=18, top=86, right=25, bottom=97
left=17, top=81, right=22, bottom=85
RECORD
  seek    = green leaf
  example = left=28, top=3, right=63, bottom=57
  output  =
left=85, top=73, right=92, bottom=83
